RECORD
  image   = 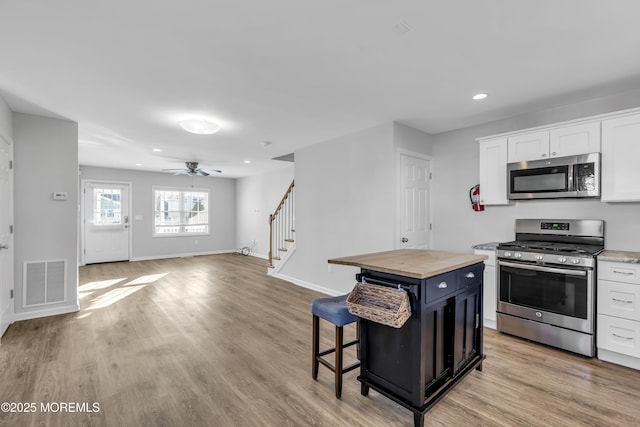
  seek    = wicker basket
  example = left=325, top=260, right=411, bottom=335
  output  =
left=347, top=282, right=411, bottom=328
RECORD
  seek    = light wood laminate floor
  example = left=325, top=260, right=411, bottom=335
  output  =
left=1, top=254, right=640, bottom=426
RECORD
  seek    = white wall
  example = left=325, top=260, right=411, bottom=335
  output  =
left=13, top=113, right=79, bottom=319
left=80, top=166, right=236, bottom=260
left=0, top=96, right=12, bottom=142
left=393, top=122, right=433, bottom=156
left=279, top=123, right=396, bottom=295
left=431, top=89, right=640, bottom=254
left=235, top=165, right=294, bottom=259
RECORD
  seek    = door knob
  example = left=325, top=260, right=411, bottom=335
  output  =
left=0, top=244, right=8, bottom=250
left=401, top=237, right=408, bottom=243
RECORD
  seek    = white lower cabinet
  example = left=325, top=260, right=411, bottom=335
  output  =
left=474, top=249, right=496, bottom=329
left=597, top=260, right=640, bottom=370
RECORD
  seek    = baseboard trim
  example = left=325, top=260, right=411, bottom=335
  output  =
left=131, top=250, right=236, bottom=262
left=271, top=273, right=342, bottom=297
left=249, top=252, right=268, bottom=260
left=13, top=304, right=80, bottom=322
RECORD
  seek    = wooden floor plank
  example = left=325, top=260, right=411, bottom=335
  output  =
left=1, top=253, right=640, bottom=426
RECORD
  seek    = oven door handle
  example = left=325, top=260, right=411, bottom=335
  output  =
left=499, top=260, right=587, bottom=277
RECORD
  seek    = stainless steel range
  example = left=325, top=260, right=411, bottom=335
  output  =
left=497, top=219, right=604, bottom=357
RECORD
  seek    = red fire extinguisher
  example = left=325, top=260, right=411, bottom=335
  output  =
left=469, top=184, right=485, bottom=211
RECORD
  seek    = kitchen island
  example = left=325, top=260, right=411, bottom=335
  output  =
left=329, top=249, right=487, bottom=427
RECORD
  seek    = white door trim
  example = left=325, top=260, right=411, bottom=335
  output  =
left=0, top=134, right=13, bottom=339
left=396, top=149, right=433, bottom=250
left=80, top=179, right=133, bottom=265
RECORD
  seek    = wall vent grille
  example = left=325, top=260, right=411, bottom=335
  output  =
left=23, top=260, right=66, bottom=307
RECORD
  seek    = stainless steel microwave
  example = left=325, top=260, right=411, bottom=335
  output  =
left=507, top=152, right=600, bottom=200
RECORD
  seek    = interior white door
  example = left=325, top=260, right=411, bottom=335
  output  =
left=0, top=136, right=13, bottom=338
left=399, top=154, right=431, bottom=249
left=83, top=181, right=130, bottom=264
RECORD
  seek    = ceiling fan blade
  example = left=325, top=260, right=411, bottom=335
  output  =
left=173, top=170, right=190, bottom=175
left=196, top=169, right=210, bottom=176
left=201, top=168, right=222, bottom=174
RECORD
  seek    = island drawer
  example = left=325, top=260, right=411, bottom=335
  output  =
left=425, top=271, right=458, bottom=302
left=457, top=263, right=484, bottom=290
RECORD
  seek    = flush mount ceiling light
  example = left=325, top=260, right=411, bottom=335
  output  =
left=472, top=93, right=488, bottom=100
left=178, top=119, right=221, bottom=135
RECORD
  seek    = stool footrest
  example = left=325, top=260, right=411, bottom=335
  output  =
left=316, top=357, right=360, bottom=374
left=318, top=338, right=358, bottom=357
left=342, top=361, right=360, bottom=374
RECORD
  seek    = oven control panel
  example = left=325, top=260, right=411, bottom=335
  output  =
left=497, top=250, right=594, bottom=268
left=540, top=222, right=570, bottom=231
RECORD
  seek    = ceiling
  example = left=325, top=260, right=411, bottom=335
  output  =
left=2, top=1, right=640, bottom=178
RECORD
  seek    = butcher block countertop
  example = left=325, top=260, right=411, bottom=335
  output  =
left=328, top=249, right=488, bottom=279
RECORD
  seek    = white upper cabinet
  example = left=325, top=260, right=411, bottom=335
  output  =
left=507, top=122, right=600, bottom=163
left=601, top=113, right=640, bottom=202
left=507, top=131, right=549, bottom=162
left=549, top=122, right=601, bottom=157
left=478, top=138, right=509, bottom=205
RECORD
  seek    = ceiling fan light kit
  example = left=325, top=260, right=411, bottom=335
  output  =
left=178, top=119, right=221, bottom=135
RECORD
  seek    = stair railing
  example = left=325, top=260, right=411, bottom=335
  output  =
left=269, top=180, right=295, bottom=268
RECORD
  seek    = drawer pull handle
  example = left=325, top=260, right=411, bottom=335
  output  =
left=612, top=298, right=633, bottom=304
left=613, top=270, right=634, bottom=275
left=465, top=272, right=475, bottom=278
left=612, top=333, right=633, bottom=340
left=438, top=282, right=448, bottom=289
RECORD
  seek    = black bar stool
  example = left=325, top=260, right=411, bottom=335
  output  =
left=311, top=294, right=360, bottom=398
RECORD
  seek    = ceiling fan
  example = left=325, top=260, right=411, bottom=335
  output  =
left=162, top=161, right=222, bottom=176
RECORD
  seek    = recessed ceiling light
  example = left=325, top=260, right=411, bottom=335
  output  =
left=244, top=160, right=251, bottom=164
left=392, top=20, right=412, bottom=35
left=152, top=148, right=163, bottom=152
left=135, top=163, right=142, bottom=166
left=178, top=119, right=221, bottom=135
left=472, top=93, right=488, bottom=100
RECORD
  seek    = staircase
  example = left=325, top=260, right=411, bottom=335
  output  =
left=268, top=180, right=295, bottom=272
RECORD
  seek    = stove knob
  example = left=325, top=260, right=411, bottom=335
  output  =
left=535, top=255, right=544, bottom=261
left=504, top=251, right=513, bottom=257
left=571, top=258, right=581, bottom=265
left=514, top=252, right=522, bottom=259
left=557, top=257, right=567, bottom=263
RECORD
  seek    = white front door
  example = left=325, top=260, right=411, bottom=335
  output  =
left=0, top=136, right=13, bottom=338
left=399, top=154, right=431, bottom=249
left=83, top=181, right=130, bottom=264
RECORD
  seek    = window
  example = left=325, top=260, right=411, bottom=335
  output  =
left=93, top=187, right=122, bottom=226
left=153, top=187, right=209, bottom=236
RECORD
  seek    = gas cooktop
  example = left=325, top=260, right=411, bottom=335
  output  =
left=498, top=240, right=604, bottom=256
left=497, top=219, right=604, bottom=268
